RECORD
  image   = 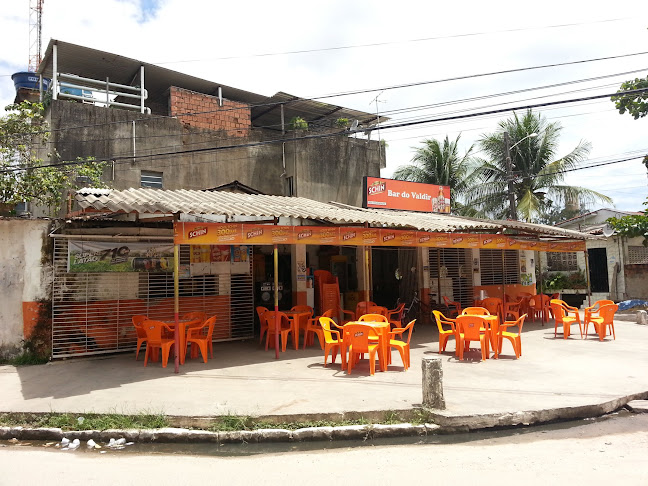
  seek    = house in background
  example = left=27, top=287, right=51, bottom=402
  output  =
left=21, top=39, right=384, bottom=217
left=549, top=208, right=647, bottom=304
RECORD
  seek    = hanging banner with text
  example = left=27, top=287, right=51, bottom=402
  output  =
left=362, top=176, right=451, bottom=213
left=68, top=241, right=174, bottom=273
left=175, top=222, right=585, bottom=252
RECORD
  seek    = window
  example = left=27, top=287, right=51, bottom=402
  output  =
left=546, top=252, right=578, bottom=271
left=141, top=170, right=163, bottom=188
left=628, top=246, right=648, bottom=264
left=479, top=249, right=520, bottom=285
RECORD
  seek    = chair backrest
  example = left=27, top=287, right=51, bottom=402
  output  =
left=598, top=304, right=618, bottom=323
left=358, top=313, right=389, bottom=323
left=506, top=314, right=527, bottom=334
left=481, top=298, right=502, bottom=316
left=142, top=320, right=167, bottom=344
left=432, top=310, right=455, bottom=332
left=318, top=316, right=340, bottom=342
left=367, top=306, right=388, bottom=316
left=462, top=307, right=490, bottom=316
left=456, top=315, right=485, bottom=340
left=263, top=311, right=289, bottom=331
left=290, top=305, right=314, bottom=317
left=132, top=315, right=148, bottom=337
left=533, top=295, right=550, bottom=308
left=394, top=319, right=416, bottom=344
left=321, top=309, right=335, bottom=318
left=255, top=306, right=269, bottom=321
left=593, top=300, right=615, bottom=311
left=356, top=301, right=377, bottom=319
left=343, top=323, right=377, bottom=354
left=182, top=312, right=206, bottom=325
left=549, top=299, right=567, bottom=321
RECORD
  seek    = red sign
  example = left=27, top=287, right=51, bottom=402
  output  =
left=363, top=177, right=450, bottom=213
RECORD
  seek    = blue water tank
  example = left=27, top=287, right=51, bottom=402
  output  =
left=11, top=71, right=51, bottom=92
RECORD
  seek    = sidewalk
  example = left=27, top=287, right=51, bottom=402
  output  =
left=1, top=316, right=647, bottom=431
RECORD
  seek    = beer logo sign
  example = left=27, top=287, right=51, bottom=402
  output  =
left=188, top=226, right=207, bottom=239
left=367, top=180, right=386, bottom=196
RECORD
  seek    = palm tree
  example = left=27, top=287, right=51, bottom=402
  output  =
left=469, top=110, right=612, bottom=222
left=392, top=135, right=475, bottom=213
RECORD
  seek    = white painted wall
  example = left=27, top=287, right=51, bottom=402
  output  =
left=0, top=220, right=51, bottom=352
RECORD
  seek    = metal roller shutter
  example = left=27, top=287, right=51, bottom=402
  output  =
left=428, top=248, right=474, bottom=309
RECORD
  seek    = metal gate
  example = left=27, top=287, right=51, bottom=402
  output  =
left=428, top=248, right=474, bottom=309
left=52, top=238, right=254, bottom=358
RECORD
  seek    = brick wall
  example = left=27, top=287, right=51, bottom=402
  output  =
left=169, top=86, right=251, bottom=137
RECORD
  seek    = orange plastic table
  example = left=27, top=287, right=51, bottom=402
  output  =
left=283, top=311, right=310, bottom=350
left=163, top=318, right=202, bottom=364
left=342, top=320, right=390, bottom=372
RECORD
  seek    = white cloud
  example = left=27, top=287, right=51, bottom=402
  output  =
left=1, top=0, right=646, bottom=210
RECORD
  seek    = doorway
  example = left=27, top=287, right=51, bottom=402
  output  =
left=588, top=248, right=609, bottom=292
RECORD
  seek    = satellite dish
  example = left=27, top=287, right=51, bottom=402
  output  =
left=602, top=224, right=616, bottom=237
left=350, top=119, right=359, bottom=130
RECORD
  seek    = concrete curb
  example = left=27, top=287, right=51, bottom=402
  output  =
left=2, top=391, right=646, bottom=445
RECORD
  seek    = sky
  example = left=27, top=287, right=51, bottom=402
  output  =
left=1, top=0, right=647, bottom=212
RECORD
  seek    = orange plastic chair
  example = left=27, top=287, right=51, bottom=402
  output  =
left=318, top=316, right=344, bottom=367
left=185, top=315, right=217, bottom=362
left=386, top=303, right=405, bottom=328
left=132, top=315, right=148, bottom=361
left=461, top=307, right=490, bottom=316
left=142, top=320, right=175, bottom=368
left=455, top=315, right=489, bottom=361
left=497, top=314, right=526, bottom=358
left=343, top=323, right=380, bottom=375
left=358, top=313, right=388, bottom=323
left=388, top=319, right=415, bottom=370
left=481, top=298, right=503, bottom=322
left=529, top=295, right=551, bottom=323
left=367, top=305, right=388, bottom=317
left=303, top=309, right=335, bottom=349
left=584, top=300, right=614, bottom=334
left=549, top=299, right=583, bottom=339
left=355, top=301, right=377, bottom=321
left=264, top=311, right=294, bottom=352
left=442, top=296, right=462, bottom=318
left=432, top=310, right=457, bottom=354
left=518, top=292, right=534, bottom=316
left=503, top=298, right=523, bottom=321
left=585, top=304, right=618, bottom=341
left=256, top=306, right=269, bottom=344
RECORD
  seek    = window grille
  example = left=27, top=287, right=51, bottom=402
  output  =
left=479, top=249, right=520, bottom=285
left=628, top=246, right=648, bottom=264
left=141, top=170, right=163, bottom=188
left=546, top=251, right=578, bottom=271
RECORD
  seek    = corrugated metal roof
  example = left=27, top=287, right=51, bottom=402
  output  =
left=74, top=188, right=591, bottom=239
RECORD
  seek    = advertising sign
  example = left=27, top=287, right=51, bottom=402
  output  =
left=363, top=176, right=450, bottom=213
left=68, top=241, right=174, bottom=273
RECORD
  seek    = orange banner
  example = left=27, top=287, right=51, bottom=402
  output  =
left=174, top=222, right=585, bottom=252
left=363, top=177, right=450, bottom=213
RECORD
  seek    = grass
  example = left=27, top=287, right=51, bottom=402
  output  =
left=0, top=351, right=49, bottom=366
left=0, top=410, right=434, bottom=432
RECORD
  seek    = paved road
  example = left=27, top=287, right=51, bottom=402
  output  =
left=1, top=413, right=646, bottom=485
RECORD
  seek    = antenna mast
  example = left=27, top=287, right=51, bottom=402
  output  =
left=28, top=0, right=44, bottom=72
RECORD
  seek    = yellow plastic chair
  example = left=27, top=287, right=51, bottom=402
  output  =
left=432, top=310, right=457, bottom=354
left=343, top=323, right=380, bottom=375
left=549, top=299, right=583, bottom=339
left=142, top=320, right=175, bottom=368
left=318, top=316, right=344, bottom=368
left=132, top=315, right=148, bottom=361
left=358, top=313, right=389, bottom=323
left=455, top=315, right=489, bottom=361
left=585, top=304, right=618, bottom=341
left=264, top=311, right=294, bottom=352
left=185, top=315, right=217, bottom=363
left=497, top=314, right=526, bottom=358
left=388, top=319, right=415, bottom=370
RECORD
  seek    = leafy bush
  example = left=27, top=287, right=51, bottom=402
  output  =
left=289, top=116, right=308, bottom=131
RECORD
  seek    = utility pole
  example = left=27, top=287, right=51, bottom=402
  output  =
left=504, top=131, right=518, bottom=220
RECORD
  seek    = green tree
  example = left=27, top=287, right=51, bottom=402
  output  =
left=611, top=76, right=648, bottom=119
left=392, top=135, right=475, bottom=213
left=607, top=197, right=648, bottom=246
left=0, top=101, right=106, bottom=214
left=469, top=110, right=612, bottom=222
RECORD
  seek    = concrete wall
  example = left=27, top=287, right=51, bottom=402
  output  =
left=46, top=101, right=382, bottom=206
left=624, top=263, right=648, bottom=299
left=0, top=219, right=52, bottom=356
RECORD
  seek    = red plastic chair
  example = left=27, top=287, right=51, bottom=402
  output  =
left=132, top=315, right=148, bottom=361
left=386, top=303, right=405, bottom=328
left=256, top=306, right=269, bottom=344
left=455, top=315, right=489, bottom=361
left=186, top=315, right=217, bottom=362
left=303, top=309, right=335, bottom=349
left=142, top=320, right=175, bottom=368
left=442, top=296, right=462, bottom=318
